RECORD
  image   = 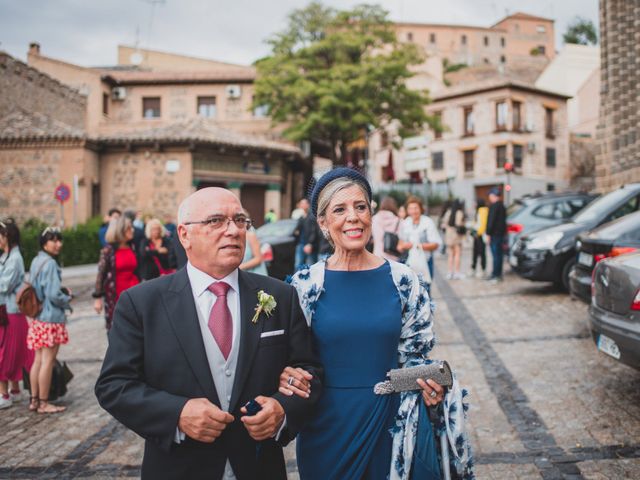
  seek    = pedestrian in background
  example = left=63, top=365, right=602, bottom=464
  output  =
left=264, top=208, right=278, bottom=224
left=471, top=199, right=489, bottom=278
left=398, top=196, right=442, bottom=290
left=163, top=214, right=177, bottom=238
left=441, top=199, right=467, bottom=279
left=98, top=208, right=121, bottom=247
left=239, top=210, right=268, bottom=275
left=291, top=198, right=306, bottom=220
left=0, top=219, right=34, bottom=409
left=486, top=188, right=507, bottom=283
left=371, top=196, right=401, bottom=262
left=28, top=227, right=72, bottom=414
left=294, top=198, right=319, bottom=269
left=93, top=216, right=140, bottom=329
left=123, top=210, right=145, bottom=253
left=397, top=204, right=407, bottom=220
left=138, top=218, right=175, bottom=281
left=438, top=199, right=451, bottom=255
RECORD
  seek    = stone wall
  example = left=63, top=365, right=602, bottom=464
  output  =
left=0, top=53, right=85, bottom=129
left=99, top=149, right=193, bottom=219
left=0, top=144, right=94, bottom=225
left=596, top=0, right=640, bottom=191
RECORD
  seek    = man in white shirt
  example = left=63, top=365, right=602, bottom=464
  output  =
left=96, top=187, right=323, bottom=480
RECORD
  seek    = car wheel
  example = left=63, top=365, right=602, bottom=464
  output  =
left=559, top=257, right=576, bottom=292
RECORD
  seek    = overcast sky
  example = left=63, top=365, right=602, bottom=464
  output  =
left=0, top=0, right=599, bottom=67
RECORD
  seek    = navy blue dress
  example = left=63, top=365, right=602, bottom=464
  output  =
left=297, top=262, right=402, bottom=480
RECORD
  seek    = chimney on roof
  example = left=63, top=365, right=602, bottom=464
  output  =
left=29, top=42, right=41, bottom=56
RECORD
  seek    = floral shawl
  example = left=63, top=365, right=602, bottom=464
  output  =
left=290, top=260, right=474, bottom=479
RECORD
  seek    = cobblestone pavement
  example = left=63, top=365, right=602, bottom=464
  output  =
left=0, top=250, right=639, bottom=479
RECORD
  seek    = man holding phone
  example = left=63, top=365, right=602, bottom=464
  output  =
left=96, top=188, right=323, bottom=479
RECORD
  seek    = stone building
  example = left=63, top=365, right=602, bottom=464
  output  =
left=396, top=12, right=555, bottom=68
left=0, top=45, right=309, bottom=226
left=595, top=0, right=640, bottom=191
left=370, top=78, right=570, bottom=206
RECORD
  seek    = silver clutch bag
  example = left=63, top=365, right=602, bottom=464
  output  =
left=373, top=361, right=453, bottom=395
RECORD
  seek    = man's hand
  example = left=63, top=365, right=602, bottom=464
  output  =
left=240, top=396, right=285, bottom=441
left=303, top=244, right=313, bottom=255
left=178, top=398, right=234, bottom=443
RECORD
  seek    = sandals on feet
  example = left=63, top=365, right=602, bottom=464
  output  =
left=37, top=398, right=66, bottom=414
left=28, top=397, right=39, bottom=412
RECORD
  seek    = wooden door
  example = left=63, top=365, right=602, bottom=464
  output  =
left=474, top=184, right=503, bottom=204
left=240, top=184, right=267, bottom=228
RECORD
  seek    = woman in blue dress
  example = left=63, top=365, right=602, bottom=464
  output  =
left=282, top=168, right=474, bottom=480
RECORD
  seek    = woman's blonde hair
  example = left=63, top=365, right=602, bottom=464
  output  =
left=316, top=178, right=372, bottom=219
left=145, top=218, right=166, bottom=239
left=105, top=216, right=132, bottom=245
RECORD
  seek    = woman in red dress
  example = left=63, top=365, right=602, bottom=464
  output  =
left=93, top=216, right=140, bottom=329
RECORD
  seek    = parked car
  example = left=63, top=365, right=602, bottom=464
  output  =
left=256, top=218, right=298, bottom=280
left=588, top=252, right=640, bottom=370
left=510, top=183, right=640, bottom=290
left=569, top=211, right=640, bottom=303
left=506, top=192, right=597, bottom=249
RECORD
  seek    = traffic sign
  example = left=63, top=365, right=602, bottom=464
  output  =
left=55, top=183, right=71, bottom=204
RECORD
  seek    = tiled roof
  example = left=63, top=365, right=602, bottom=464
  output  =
left=432, top=77, right=571, bottom=101
left=97, top=118, right=301, bottom=155
left=0, top=109, right=86, bottom=141
left=102, top=68, right=256, bottom=85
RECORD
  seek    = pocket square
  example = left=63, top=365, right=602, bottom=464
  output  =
left=260, top=329, right=285, bottom=338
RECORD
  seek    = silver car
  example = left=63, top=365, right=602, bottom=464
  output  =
left=589, top=252, right=640, bottom=370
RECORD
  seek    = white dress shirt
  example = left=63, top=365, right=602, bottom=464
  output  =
left=177, top=262, right=242, bottom=479
left=176, top=263, right=285, bottom=479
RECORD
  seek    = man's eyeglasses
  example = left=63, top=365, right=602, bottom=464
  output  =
left=183, top=215, right=252, bottom=230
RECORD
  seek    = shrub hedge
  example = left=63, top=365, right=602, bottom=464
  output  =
left=19, top=217, right=103, bottom=269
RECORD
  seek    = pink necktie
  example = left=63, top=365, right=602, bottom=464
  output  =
left=207, top=282, right=232, bottom=360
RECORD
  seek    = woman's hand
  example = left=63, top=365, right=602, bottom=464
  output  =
left=417, top=378, right=445, bottom=406
left=398, top=240, right=412, bottom=251
left=157, top=246, right=168, bottom=254
left=94, top=298, right=103, bottom=314
left=278, top=366, right=313, bottom=398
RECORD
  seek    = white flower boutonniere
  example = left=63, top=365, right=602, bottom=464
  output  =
left=251, top=290, right=277, bottom=324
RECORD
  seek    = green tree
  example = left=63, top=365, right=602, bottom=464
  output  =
left=252, top=2, right=435, bottom=164
left=563, top=17, right=598, bottom=45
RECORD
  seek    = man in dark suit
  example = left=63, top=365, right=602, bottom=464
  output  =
left=486, top=188, right=507, bottom=282
left=95, top=187, right=323, bottom=479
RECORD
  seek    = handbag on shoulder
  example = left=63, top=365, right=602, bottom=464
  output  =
left=383, top=217, right=405, bottom=259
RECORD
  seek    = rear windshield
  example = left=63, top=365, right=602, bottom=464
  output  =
left=256, top=220, right=298, bottom=238
left=572, top=188, right=638, bottom=224
left=593, top=211, right=640, bottom=240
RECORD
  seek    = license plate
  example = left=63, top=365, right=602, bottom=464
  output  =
left=509, top=254, right=518, bottom=267
left=597, top=334, right=621, bottom=360
left=578, top=252, right=593, bottom=267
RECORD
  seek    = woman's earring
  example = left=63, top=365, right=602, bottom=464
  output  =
left=322, top=229, right=330, bottom=240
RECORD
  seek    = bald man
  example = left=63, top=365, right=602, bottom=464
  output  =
left=95, top=188, right=323, bottom=480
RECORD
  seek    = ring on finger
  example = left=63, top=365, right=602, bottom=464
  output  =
left=287, top=376, right=295, bottom=386
left=429, top=390, right=437, bottom=399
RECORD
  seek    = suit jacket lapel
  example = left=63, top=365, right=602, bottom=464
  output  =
left=229, top=270, right=265, bottom=412
left=163, top=268, right=220, bottom=406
